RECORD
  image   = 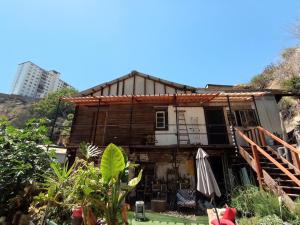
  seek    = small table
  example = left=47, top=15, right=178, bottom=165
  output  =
left=151, top=199, right=167, bottom=212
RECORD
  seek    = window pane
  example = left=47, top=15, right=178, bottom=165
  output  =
left=156, top=111, right=166, bottom=129
left=235, top=111, right=242, bottom=126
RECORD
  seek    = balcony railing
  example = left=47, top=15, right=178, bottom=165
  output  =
left=50, top=123, right=236, bottom=148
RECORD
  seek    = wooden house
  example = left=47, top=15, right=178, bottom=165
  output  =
left=62, top=71, right=300, bottom=210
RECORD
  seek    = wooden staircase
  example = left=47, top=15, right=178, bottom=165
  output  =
left=236, top=126, right=300, bottom=212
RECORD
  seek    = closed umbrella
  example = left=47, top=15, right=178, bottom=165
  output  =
left=196, top=148, right=221, bottom=224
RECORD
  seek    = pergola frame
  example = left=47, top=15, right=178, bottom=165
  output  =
left=62, top=91, right=268, bottom=106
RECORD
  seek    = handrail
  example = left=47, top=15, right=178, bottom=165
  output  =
left=236, top=128, right=300, bottom=187
left=257, top=126, right=300, bottom=155
left=266, top=146, right=300, bottom=174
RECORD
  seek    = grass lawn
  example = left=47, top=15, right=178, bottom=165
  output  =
left=127, top=211, right=208, bottom=225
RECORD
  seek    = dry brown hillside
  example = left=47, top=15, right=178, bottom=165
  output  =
left=250, top=46, right=300, bottom=135
left=0, top=93, right=36, bottom=127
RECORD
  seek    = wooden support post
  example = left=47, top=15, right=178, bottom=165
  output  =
left=291, top=151, right=300, bottom=171
left=258, top=129, right=267, bottom=147
left=252, top=144, right=263, bottom=188
left=129, top=96, right=134, bottom=148
left=93, top=99, right=101, bottom=145
left=174, top=94, right=179, bottom=169
left=226, top=96, right=238, bottom=150
left=101, top=106, right=109, bottom=146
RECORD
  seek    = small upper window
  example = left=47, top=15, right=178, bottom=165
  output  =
left=156, top=110, right=167, bottom=129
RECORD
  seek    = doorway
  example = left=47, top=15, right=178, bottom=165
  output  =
left=204, top=108, right=229, bottom=144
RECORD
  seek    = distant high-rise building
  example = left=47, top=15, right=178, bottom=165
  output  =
left=11, top=61, right=73, bottom=98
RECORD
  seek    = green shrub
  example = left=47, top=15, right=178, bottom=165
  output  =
left=259, top=215, right=283, bottom=225
left=0, top=118, right=54, bottom=217
left=282, top=76, right=300, bottom=94
left=238, top=217, right=260, bottom=225
left=231, top=185, right=282, bottom=217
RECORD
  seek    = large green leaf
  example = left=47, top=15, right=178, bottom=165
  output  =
left=128, top=169, right=143, bottom=187
left=100, top=143, right=125, bottom=183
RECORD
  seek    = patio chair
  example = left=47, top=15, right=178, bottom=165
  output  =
left=176, top=189, right=196, bottom=209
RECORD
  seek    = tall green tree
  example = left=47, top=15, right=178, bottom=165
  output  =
left=32, top=87, right=78, bottom=121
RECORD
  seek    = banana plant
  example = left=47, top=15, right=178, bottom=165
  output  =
left=100, top=144, right=142, bottom=225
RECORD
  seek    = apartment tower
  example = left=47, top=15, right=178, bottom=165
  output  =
left=11, top=61, right=73, bottom=98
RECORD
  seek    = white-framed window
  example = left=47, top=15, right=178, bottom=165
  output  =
left=156, top=111, right=166, bottom=129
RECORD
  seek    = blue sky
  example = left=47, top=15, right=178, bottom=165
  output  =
left=1, top=0, right=300, bottom=93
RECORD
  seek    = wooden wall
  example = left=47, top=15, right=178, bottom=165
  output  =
left=92, top=73, right=189, bottom=96
left=69, top=103, right=156, bottom=147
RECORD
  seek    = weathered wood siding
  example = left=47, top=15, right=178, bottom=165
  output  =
left=92, top=73, right=182, bottom=96
left=69, top=104, right=156, bottom=146
left=69, top=106, right=97, bottom=145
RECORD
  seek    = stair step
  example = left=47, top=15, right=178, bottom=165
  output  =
left=259, top=158, right=282, bottom=163
left=280, top=186, right=300, bottom=194
left=273, top=179, right=299, bottom=187
left=287, top=193, right=300, bottom=200
left=260, top=162, right=288, bottom=167
left=269, top=173, right=300, bottom=180
left=262, top=167, right=295, bottom=173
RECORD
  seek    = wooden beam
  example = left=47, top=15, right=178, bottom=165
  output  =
left=128, top=96, right=134, bottom=147
left=93, top=99, right=101, bottom=144
left=252, top=144, right=263, bottom=188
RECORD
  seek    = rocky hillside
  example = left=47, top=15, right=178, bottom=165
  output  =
left=249, top=46, right=300, bottom=134
left=0, top=93, right=36, bottom=127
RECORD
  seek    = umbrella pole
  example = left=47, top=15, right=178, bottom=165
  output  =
left=212, top=196, right=221, bottom=225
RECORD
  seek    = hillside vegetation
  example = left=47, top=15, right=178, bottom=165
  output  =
left=249, top=46, right=300, bottom=133
left=0, top=87, right=77, bottom=144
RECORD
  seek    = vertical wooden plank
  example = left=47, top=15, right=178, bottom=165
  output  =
left=108, top=84, right=111, bottom=96
left=258, top=129, right=267, bottom=146
left=116, top=81, right=119, bottom=96
left=102, top=107, right=109, bottom=146
left=93, top=99, right=101, bottom=144
left=90, top=111, right=96, bottom=143
left=291, top=151, right=300, bottom=171
left=144, top=77, right=146, bottom=95
left=133, top=74, right=136, bottom=95
left=252, top=144, right=263, bottom=188
left=129, top=97, right=134, bottom=147
left=154, top=81, right=156, bottom=95
left=122, top=80, right=125, bottom=95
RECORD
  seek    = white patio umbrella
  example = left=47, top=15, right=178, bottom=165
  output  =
left=196, top=148, right=221, bottom=223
